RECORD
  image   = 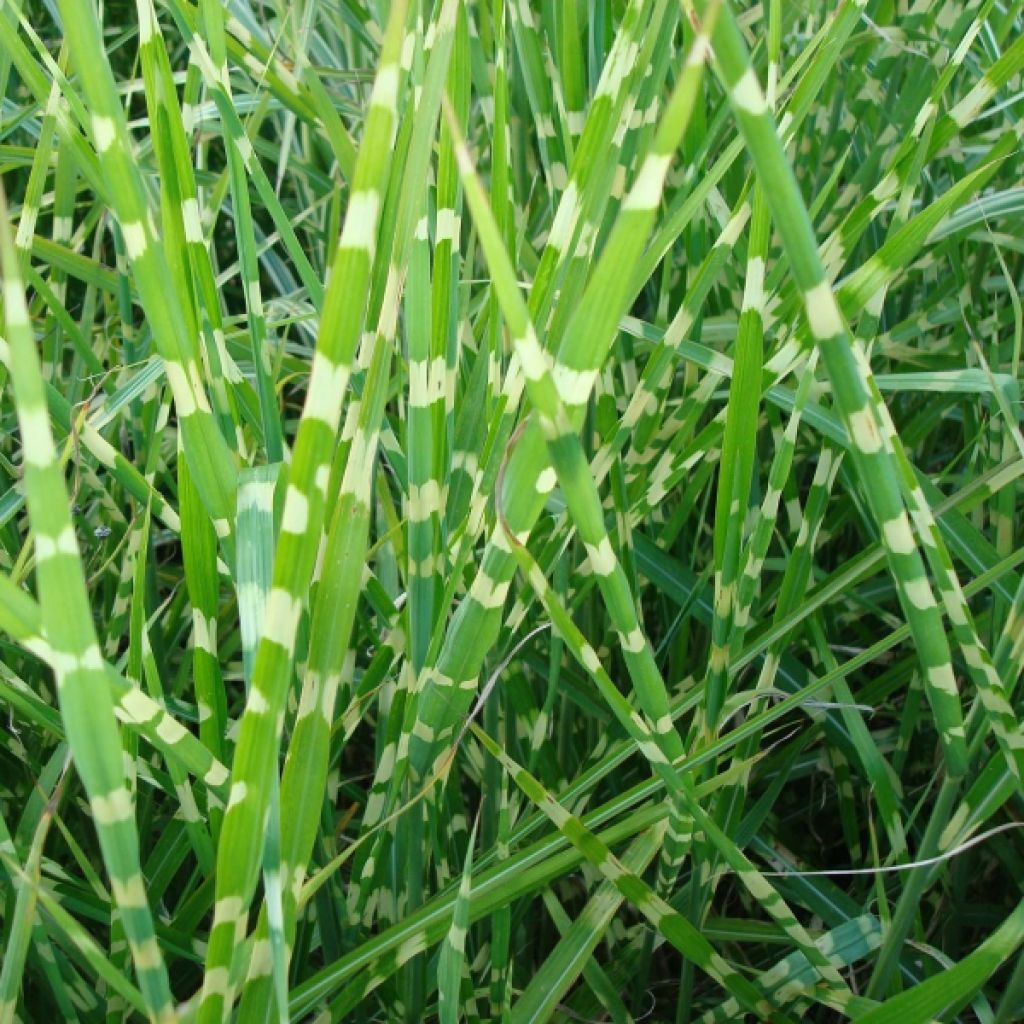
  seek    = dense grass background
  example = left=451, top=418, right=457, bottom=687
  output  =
left=1, top=0, right=1024, bottom=1020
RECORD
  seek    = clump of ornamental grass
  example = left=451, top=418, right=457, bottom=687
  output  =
left=1, top=0, right=1023, bottom=1021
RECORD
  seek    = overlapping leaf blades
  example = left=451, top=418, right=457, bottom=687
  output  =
left=1, top=0, right=1022, bottom=1022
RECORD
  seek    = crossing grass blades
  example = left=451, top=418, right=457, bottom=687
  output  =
left=1, top=0, right=1024, bottom=1021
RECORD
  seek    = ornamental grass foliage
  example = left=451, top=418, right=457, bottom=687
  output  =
left=1, top=0, right=1023, bottom=1021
